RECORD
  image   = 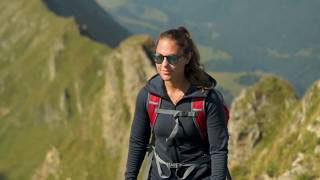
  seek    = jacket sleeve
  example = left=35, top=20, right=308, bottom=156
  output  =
left=125, top=88, right=151, bottom=179
left=205, top=90, right=229, bottom=180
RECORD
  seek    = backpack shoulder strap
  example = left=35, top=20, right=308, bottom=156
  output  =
left=144, top=93, right=161, bottom=180
left=192, top=97, right=206, bottom=140
left=213, top=89, right=230, bottom=125
left=192, top=89, right=230, bottom=140
left=147, top=92, right=161, bottom=127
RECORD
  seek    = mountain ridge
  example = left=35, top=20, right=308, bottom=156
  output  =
left=44, top=0, right=130, bottom=47
left=229, top=77, right=320, bottom=179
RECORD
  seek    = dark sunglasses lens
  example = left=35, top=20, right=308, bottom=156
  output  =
left=153, top=54, right=164, bottom=64
left=153, top=53, right=179, bottom=64
left=166, top=55, right=178, bottom=64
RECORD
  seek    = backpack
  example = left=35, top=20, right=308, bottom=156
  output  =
left=147, top=90, right=229, bottom=141
left=144, top=89, right=232, bottom=180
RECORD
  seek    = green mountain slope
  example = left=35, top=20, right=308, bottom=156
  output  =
left=0, top=0, right=155, bottom=179
left=229, top=76, right=320, bottom=179
left=0, top=0, right=110, bottom=179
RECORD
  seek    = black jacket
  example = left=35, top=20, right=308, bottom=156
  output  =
left=125, top=74, right=229, bottom=180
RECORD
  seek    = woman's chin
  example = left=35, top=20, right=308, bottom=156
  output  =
left=160, top=74, right=172, bottom=81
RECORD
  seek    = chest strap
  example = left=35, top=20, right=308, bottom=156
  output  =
left=155, top=108, right=199, bottom=143
left=155, top=109, right=197, bottom=118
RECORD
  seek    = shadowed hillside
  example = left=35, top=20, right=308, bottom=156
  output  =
left=43, top=0, right=131, bottom=47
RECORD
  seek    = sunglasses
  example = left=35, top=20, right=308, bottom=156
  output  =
left=152, top=53, right=180, bottom=64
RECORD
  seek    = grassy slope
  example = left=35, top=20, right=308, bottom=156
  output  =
left=230, top=78, right=320, bottom=179
left=247, top=82, right=320, bottom=179
left=0, top=0, right=113, bottom=179
left=230, top=76, right=298, bottom=179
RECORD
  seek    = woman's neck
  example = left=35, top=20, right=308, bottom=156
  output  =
left=164, top=77, right=190, bottom=94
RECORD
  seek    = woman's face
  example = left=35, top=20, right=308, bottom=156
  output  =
left=155, top=38, right=189, bottom=82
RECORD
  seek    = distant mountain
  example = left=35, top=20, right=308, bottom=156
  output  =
left=44, top=0, right=131, bottom=47
left=97, top=0, right=320, bottom=95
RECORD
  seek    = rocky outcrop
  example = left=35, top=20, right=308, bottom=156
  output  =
left=101, top=35, right=155, bottom=179
left=32, top=147, right=61, bottom=180
left=229, top=76, right=297, bottom=166
left=229, top=79, right=320, bottom=179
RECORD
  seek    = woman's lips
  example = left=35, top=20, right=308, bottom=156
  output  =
left=162, top=70, right=171, bottom=75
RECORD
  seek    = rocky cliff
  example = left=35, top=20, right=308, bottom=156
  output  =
left=229, top=77, right=320, bottom=179
left=101, top=35, right=155, bottom=179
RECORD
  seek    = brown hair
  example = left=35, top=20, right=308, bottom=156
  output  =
left=156, top=26, right=214, bottom=89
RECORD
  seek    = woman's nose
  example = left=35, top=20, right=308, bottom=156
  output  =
left=162, top=57, right=170, bottom=66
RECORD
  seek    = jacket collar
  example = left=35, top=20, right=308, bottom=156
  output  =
left=144, top=73, right=217, bottom=100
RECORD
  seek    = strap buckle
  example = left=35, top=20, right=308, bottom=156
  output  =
left=167, top=162, right=182, bottom=169
left=180, top=111, right=188, bottom=117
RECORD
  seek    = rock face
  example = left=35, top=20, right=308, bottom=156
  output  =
left=229, top=79, right=320, bottom=179
left=32, top=147, right=61, bottom=180
left=101, top=35, right=155, bottom=179
left=229, top=76, right=298, bottom=166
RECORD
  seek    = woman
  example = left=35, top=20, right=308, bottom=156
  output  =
left=125, top=26, right=229, bottom=180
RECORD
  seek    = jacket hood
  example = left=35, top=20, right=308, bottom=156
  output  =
left=144, top=73, right=217, bottom=100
